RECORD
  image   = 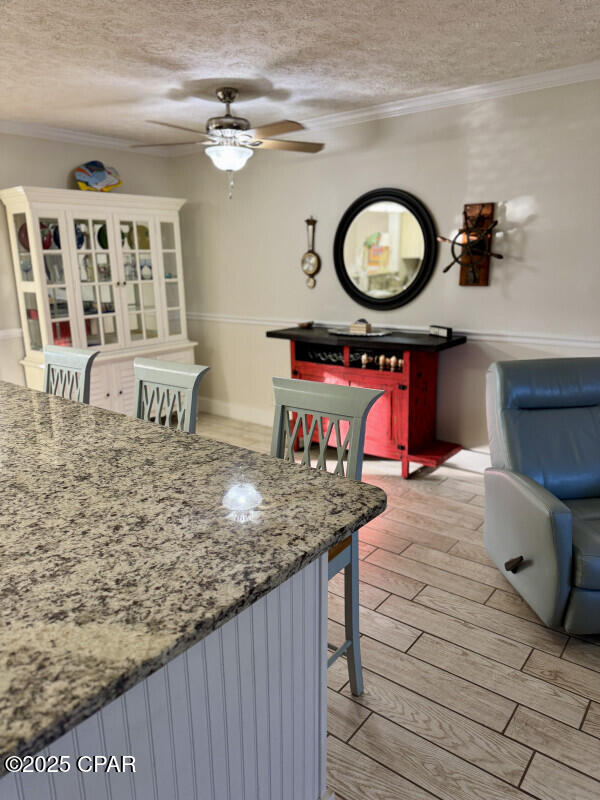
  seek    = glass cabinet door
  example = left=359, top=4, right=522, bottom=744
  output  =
left=159, top=220, right=183, bottom=337
left=73, top=217, right=120, bottom=347
left=120, top=219, right=159, bottom=342
left=4, top=192, right=190, bottom=368
left=12, top=212, right=34, bottom=283
left=10, top=213, right=42, bottom=351
left=39, top=216, right=73, bottom=346
left=22, top=291, right=43, bottom=351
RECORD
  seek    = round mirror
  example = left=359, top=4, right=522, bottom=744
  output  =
left=333, top=188, right=437, bottom=310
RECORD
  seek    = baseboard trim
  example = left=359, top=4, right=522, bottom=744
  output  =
left=444, top=448, right=491, bottom=474
left=197, top=391, right=492, bottom=474
left=197, top=394, right=273, bottom=428
left=186, top=312, right=600, bottom=350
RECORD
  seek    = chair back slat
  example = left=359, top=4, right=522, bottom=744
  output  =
left=133, top=358, right=210, bottom=433
left=271, top=377, right=380, bottom=697
left=43, top=345, right=99, bottom=404
left=270, top=377, right=383, bottom=480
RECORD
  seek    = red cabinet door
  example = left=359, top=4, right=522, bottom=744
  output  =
left=291, top=363, right=407, bottom=459
left=349, top=375, right=405, bottom=460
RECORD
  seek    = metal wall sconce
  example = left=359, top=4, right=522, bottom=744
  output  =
left=438, top=202, right=503, bottom=286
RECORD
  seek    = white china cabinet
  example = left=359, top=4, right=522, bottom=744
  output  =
left=1, top=186, right=196, bottom=414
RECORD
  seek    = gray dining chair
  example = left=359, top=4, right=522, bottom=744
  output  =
left=133, top=358, right=210, bottom=433
left=43, top=345, right=99, bottom=404
left=270, top=376, right=383, bottom=695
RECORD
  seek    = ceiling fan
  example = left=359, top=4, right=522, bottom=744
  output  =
left=132, top=86, right=324, bottom=194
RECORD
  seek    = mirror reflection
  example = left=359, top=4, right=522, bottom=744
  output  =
left=342, top=201, right=425, bottom=300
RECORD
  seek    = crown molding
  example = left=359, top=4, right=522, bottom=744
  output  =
left=0, top=61, right=598, bottom=155
left=0, top=121, right=182, bottom=158
left=0, top=120, right=151, bottom=153
left=186, top=311, right=600, bottom=350
left=304, top=60, right=600, bottom=131
left=0, top=120, right=205, bottom=158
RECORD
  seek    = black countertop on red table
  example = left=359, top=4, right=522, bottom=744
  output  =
left=266, top=325, right=467, bottom=352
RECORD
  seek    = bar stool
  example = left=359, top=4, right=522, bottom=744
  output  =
left=270, top=376, right=383, bottom=696
left=133, top=358, right=210, bottom=433
left=43, top=345, right=99, bottom=404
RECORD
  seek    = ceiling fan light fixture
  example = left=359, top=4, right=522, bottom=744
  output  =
left=205, top=144, right=253, bottom=172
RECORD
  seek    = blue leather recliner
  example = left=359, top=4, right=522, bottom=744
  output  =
left=485, top=358, right=600, bottom=635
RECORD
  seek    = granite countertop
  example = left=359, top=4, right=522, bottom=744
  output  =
left=0, top=381, right=386, bottom=769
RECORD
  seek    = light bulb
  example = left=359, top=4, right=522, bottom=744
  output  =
left=205, top=145, right=253, bottom=172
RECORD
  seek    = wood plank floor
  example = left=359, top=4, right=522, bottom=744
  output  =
left=196, top=413, right=600, bottom=800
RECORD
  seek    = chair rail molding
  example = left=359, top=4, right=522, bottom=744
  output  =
left=185, top=312, right=600, bottom=350
left=0, top=328, right=23, bottom=341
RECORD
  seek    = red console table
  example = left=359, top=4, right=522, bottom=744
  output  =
left=266, top=325, right=467, bottom=478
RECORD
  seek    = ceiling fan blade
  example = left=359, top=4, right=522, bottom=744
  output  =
left=131, top=140, right=208, bottom=148
left=247, top=120, right=304, bottom=139
left=250, top=138, right=324, bottom=153
left=146, top=120, right=213, bottom=140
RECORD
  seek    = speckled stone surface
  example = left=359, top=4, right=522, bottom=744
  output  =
left=0, top=381, right=386, bottom=769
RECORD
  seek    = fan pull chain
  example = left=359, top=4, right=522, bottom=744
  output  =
left=227, top=170, right=234, bottom=200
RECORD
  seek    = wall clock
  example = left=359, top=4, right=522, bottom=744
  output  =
left=301, top=216, right=321, bottom=288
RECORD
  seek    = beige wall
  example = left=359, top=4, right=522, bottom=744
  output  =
left=1, top=81, right=599, bottom=448
left=0, top=133, right=176, bottom=382
left=185, top=321, right=597, bottom=449
left=171, top=80, right=600, bottom=448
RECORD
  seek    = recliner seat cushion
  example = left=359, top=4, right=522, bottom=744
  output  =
left=565, top=499, right=600, bottom=590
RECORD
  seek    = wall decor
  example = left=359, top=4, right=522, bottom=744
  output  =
left=429, top=324, right=453, bottom=338
left=327, top=324, right=392, bottom=337
left=301, top=216, right=321, bottom=288
left=74, top=160, right=122, bottom=192
left=437, top=202, right=503, bottom=285
left=349, top=318, right=371, bottom=334
left=333, top=188, right=437, bottom=310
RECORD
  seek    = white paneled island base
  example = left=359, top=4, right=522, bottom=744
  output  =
left=1, top=383, right=385, bottom=799
left=2, top=555, right=329, bottom=800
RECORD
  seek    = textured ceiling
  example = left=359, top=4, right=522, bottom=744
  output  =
left=1, top=0, right=599, bottom=143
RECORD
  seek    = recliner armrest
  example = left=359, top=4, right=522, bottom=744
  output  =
left=484, top=468, right=572, bottom=627
left=486, top=469, right=571, bottom=518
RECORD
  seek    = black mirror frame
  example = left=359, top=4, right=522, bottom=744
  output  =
left=333, top=188, right=438, bottom=310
